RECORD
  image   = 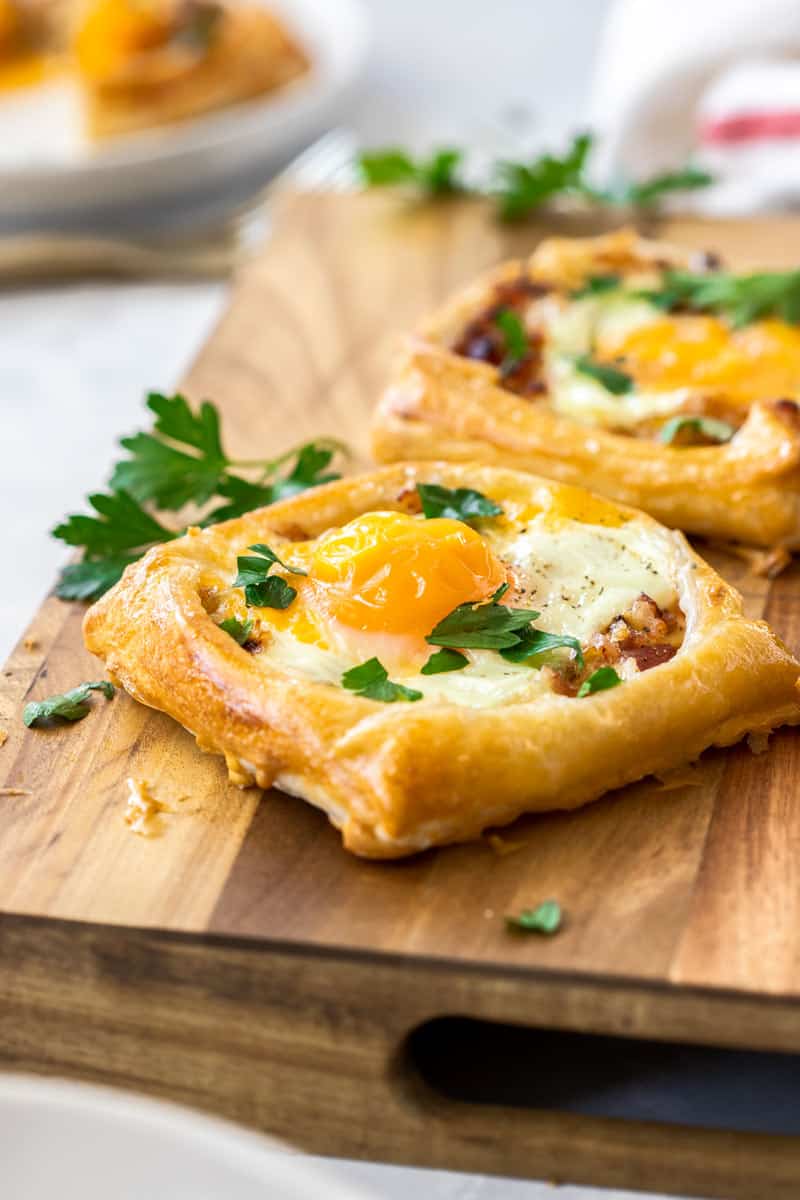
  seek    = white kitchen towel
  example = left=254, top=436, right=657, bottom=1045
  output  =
left=588, top=0, right=800, bottom=213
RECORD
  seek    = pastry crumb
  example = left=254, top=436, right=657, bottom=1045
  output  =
left=655, top=766, right=705, bottom=791
left=23, top=636, right=39, bottom=651
left=0, top=729, right=7, bottom=748
left=0, top=786, right=31, bottom=797
left=747, top=731, right=771, bottom=756
left=124, top=778, right=170, bottom=837
left=487, top=832, right=527, bottom=857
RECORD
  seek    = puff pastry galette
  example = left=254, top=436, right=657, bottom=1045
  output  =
left=83, top=463, right=800, bottom=858
left=373, top=230, right=800, bottom=550
left=73, top=0, right=309, bottom=139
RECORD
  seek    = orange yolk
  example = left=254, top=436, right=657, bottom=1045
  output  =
left=262, top=511, right=507, bottom=661
left=75, top=0, right=173, bottom=80
left=597, top=316, right=800, bottom=405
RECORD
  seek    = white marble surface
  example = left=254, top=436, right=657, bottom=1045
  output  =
left=0, top=1, right=690, bottom=1197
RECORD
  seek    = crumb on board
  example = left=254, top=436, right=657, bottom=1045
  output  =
left=486, top=832, right=527, bottom=857
left=23, top=636, right=39, bottom=652
left=0, top=787, right=31, bottom=797
left=747, top=731, right=771, bottom=756
left=124, top=778, right=171, bottom=837
left=0, top=729, right=7, bottom=748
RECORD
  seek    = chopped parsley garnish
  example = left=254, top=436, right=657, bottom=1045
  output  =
left=416, top=483, right=502, bottom=523
left=359, top=132, right=712, bottom=222
left=358, top=147, right=464, bottom=195
left=572, top=273, right=621, bottom=298
left=23, top=681, right=115, bottom=728
left=218, top=616, right=253, bottom=644
left=421, top=648, right=469, bottom=675
left=52, top=393, right=346, bottom=602
left=426, top=592, right=541, bottom=651
left=574, top=354, right=634, bottom=395
left=341, top=658, right=423, bottom=703
left=642, top=268, right=800, bottom=327
left=234, top=544, right=305, bottom=610
left=506, top=899, right=562, bottom=935
left=494, top=308, right=529, bottom=372
left=659, top=415, right=735, bottom=445
left=500, top=628, right=584, bottom=669
left=577, top=666, right=621, bottom=697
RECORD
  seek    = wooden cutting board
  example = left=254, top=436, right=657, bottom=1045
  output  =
left=3, top=192, right=800, bottom=1199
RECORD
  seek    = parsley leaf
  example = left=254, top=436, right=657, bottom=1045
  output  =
left=52, top=392, right=347, bottom=603
left=358, top=147, right=464, bottom=195
left=572, top=273, right=621, bottom=298
left=643, top=268, right=800, bottom=327
left=53, top=490, right=175, bottom=558
left=612, top=166, right=714, bottom=208
left=234, top=544, right=304, bottom=609
left=494, top=308, right=530, bottom=373
left=659, top=415, right=735, bottom=445
left=506, top=899, right=562, bottom=935
left=341, top=657, right=423, bottom=702
left=426, top=595, right=540, bottom=651
left=493, top=132, right=594, bottom=221
left=23, top=680, right=115, bottom=727
left=416, top=483, right=503, bottom=523
left=577, top=666, right=621, bottom=698
left=421, top=648, right=469, bottom=675
left=218, top=616, right=253, bottom=644
left=112, top=393, right=228, bottom=509
left=500, top=628, right=584, bottom=669
left=55, top=556, right=139, bottom=602
left=574, top=355, right=633, bottom=395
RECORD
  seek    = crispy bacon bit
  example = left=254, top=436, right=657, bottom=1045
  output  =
left=395, top=486, right=423, bottom=514
left=241, top=639, right=263, bottom=654
left=452, top=276, right=549, bottom=398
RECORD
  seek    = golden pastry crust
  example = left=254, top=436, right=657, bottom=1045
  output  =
left=83, top=463, right=800, bottom=858
left=75, top=1, right=309, bottom=139
left=372, top=230, right=800, bottom=549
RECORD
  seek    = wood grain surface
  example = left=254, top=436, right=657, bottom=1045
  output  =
left=3, top=193, right=800, bottom=1198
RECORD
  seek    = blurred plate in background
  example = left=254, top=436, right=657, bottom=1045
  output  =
left=0, top=0, right=368, bottom=225
left=0, top=1074, right=375, bottom=1200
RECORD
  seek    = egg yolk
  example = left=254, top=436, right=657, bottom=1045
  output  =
left=310, top=511, right=507, bottom=637
left=75, top=0, right=173, bottom=80
left=259, top=511, right=507, bottom=662
left=597, top=315, right=800, bottom=404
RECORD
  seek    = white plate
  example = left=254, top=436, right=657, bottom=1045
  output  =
left=0, top=0, right=369, bottom=222
left=0, top=1073, right=376, bottom=1200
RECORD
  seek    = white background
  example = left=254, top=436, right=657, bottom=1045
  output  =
left=0, top=1, right=688, bottom=1197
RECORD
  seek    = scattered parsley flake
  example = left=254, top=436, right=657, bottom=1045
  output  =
left=341, top=658, right=423, bottom=703
left=416, top=483, right=502, bottom=523
left=421, top=648, right=469, bottom=675
left=506, top=899, right=562, bottom=935
left=23, top=681, right=115, bottom=728
left=577, top=666, right=621, bottom=697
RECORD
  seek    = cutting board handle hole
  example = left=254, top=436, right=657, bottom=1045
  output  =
left=403, top=1015, right=800, bottom=1136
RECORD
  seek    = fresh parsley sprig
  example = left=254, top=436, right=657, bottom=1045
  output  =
left=506, top=899, right=563, bottom=935
left=234, top=543, right=306, bottom=610
left=218, top=616, right=253, bottom=645
left=358, top=132, right=713, bottom=222
left=500, top=628, right=584, bottom=668
left=421, top=647, right=469, bottom=675
left=574, top=354, right=633, bottom=396
left=416, top=483, right=502, bottom=523
left=659, top=415, right=735, bottom=446
left=341, top=658, right=423, bottom=703
left=52, top=394, right=347, bottom=603
left=23, top=681, right=115, bottom=728
left=426, top=586, right=541, bottom=651
left=577, top=666, right=621, bottom=697
left=358, top=147, right=465, bottom=196
left=642, top=268, right=800, bottom=327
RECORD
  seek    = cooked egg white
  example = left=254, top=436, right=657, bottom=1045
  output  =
left=215, top=502, right=680, bottom=710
